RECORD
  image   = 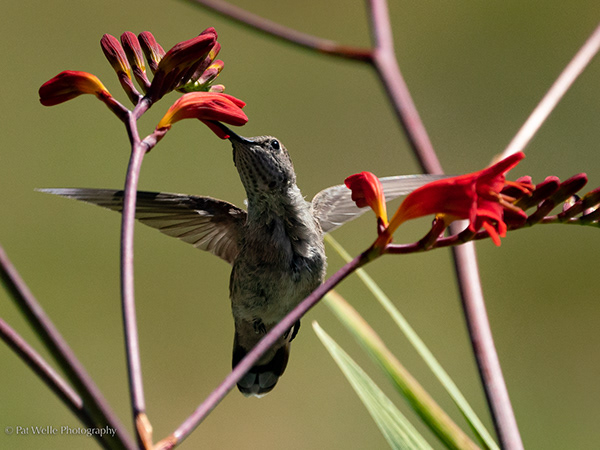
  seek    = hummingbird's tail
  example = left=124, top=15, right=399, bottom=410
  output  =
left=232, top=320, right=300, bottom=397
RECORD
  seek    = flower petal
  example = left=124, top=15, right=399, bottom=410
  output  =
left=344, top=172, right=388, bottom=226
left=156, top=92, right=248, bottom=138
left=39, top=71, right=110, bottom=106
left=387, top=152, right=527, bottom=245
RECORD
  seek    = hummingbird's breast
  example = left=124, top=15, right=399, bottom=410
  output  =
left=229, top=195, right=327, bottom=327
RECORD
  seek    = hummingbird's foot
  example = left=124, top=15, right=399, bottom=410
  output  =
left=252, top=319, right=267, bottom=335
left=283, top=319, right=301, bottom=342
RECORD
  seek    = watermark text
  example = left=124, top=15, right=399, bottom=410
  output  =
left=4, top=425, right=117, bottom=438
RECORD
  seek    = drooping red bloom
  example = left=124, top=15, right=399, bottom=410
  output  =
left=344, top=172, right=388, bottom=226
left=156, top=92, right=248, bottom=138
left=389, top=152, right=532, bottom=245
left=39, top=70, right=111, bottom=106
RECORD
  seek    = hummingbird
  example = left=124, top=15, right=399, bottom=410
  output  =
left=39, top=127, right=443, bottom=397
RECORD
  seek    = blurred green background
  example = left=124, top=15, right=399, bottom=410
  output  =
left=1, top=1, right=600, bottom=449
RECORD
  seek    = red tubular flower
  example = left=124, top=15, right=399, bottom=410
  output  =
left=156, top=92, right=248, bottom=139
left=389, top=152, right=532, bottom=246
left=39, top=70, right=111, bottom=106
left=344, top=172, right=388, bottom=227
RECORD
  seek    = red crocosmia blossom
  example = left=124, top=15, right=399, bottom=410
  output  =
left=157, top=92, right=247, bottom=139
left=344, top=172, right=388, bottom=227
left=39, top=71, right=111, bottom=106
left=389, top=152, right=532, bottom=246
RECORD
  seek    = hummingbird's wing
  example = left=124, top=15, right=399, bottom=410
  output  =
left=38, top=188, right=247, bottom=264
left=311, top=174, right=448, bottom=233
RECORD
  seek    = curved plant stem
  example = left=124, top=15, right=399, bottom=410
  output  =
left=0, top=244, right=134, bottom=449
left=367, top=2, right=522, bottom=446
left=0, top=319, right=97, bottom=433
left=121, top=100, right=153, bottom=448
left=500, top=21, right=600, bottom=160
left=367, top=0, right=443, bottom=175
left=450, top=237, right=523, bottom=450
left=186, top=0, right=372, bottom=61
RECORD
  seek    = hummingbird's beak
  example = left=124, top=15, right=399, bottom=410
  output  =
left=213, top=122, right=254, bottom=144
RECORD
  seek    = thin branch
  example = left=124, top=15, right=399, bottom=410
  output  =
left=185, top=0, right=372, bottom=61
left=0, top=244, right=134, bottom=450
left=0, top=318, right=84, bottom=414
left=0, top=319, right=100, bottom=437
left=120, top=144, right=146, bottom=415
left=450, top=239, right=523, bottom=450
left=500, top=21, right=600, bottom=159
left=155, top=252, right=368, bottom=449
left=185, top=0, right=440, bottom=173
left=367, top=0, right=443, bottom=175
left=366, top=0, right=521, bottom=446
left=120, top=102, right=153, bottom=449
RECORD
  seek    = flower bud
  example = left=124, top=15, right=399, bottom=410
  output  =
left=121, top=31, right=149, bottom=90
left=145, top=31, right=216, bottom=102
left=101, top=34, right=131, bottom=79
left=138, top=31, right=166, bottom=73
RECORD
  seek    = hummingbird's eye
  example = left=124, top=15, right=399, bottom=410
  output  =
left=271, top=140, right=280, bottom=151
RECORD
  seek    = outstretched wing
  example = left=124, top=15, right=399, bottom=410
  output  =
left=38, top=188, right=247, bottom=264
left=311, top=174, right=448, bottom=233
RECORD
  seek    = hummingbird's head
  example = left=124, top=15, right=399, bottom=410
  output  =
left=217, top=124, right=296, bottom=197
left=231, top=135, right=296, bottom=197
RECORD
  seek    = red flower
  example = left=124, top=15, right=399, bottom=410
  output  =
left=344, top=172, right=388, bottom=227
left=39, top=70, right=111, bottom=106
left=389, top=152, right=532, bottom=245
left=156, top=92, right=248, bottom=139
